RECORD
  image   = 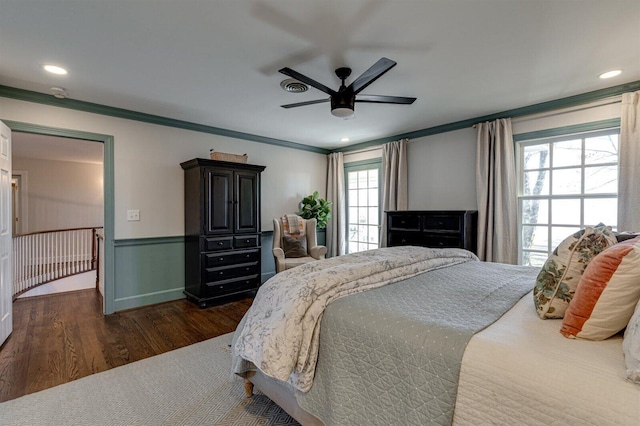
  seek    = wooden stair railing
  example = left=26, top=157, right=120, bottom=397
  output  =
left=12, top=227, right=103, bottom=299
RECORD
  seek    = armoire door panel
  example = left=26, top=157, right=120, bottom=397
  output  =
left=235, top=171, right=259, bottom=233
left=205, top=169, right=233, bottom=234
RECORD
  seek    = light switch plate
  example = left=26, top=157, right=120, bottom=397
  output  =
left=127, top=209, right=140, bottom=221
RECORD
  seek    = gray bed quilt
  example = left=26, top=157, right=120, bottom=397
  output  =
left=232, top=246, right=478, bottom=392
left=296, top=260, right=537, bottom=425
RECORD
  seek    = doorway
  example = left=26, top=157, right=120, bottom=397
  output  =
left=344, top=159, right=382, bottom=253
left=12, top=132, right=104, bottom=298
left=3, top=120, right=115, bottom=314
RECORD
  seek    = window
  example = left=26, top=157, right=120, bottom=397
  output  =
left=345, top=159, right=382, bottom=253
left=518, top=129, right=619, bottom=266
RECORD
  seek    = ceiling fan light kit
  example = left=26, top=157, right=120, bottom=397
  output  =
left=331, top=107, right=354, bottom=118
left=279, top=57, right=416, bottom=118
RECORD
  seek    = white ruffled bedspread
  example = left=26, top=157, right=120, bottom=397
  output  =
left=232, top=246, right=478, bottom=392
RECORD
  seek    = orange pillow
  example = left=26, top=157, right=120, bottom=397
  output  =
left=561, top=236, right=640, bottom=340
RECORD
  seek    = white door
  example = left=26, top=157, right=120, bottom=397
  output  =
left=0, top=121, right=12, bottom=346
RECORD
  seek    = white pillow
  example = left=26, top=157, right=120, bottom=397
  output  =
left=623, top=298, right=640, bottom=384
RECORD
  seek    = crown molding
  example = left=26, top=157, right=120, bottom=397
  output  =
left=334, top=80, right=640, bottom=152
left=0, top=85, right=330, bottom=155
left=3, top=80, right=639, bottom=156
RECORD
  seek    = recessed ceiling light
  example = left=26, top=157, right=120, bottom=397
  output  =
left=340, top=137, right=350, bottom=143
left=43, top=64, right=68, bottom=75
left=599, top=70, right=621, bottom=79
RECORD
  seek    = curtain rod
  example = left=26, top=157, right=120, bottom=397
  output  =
left=342, top=139, right=410, bottom=156
left=343, top=146, right=383, bottom=155
left=471, top=96, right=622, bottom=129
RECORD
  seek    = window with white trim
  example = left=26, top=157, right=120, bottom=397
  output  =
left=345, top=159, right=382, bottom=254
left=517, top=129, right=619, bottom=266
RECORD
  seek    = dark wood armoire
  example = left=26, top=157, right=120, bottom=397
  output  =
left=181, top=158, right=266, bottom=307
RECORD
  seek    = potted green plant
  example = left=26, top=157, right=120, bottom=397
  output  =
left=299, top=191, right=332, bottom=229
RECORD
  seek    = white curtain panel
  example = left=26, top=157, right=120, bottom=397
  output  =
left=381, top=138, right=409, bottom=247
left=476, top=118, right=518, bottom=264
left=618, top=91, right=640, bottom=231
left=326, top=152, right=346, bottom=257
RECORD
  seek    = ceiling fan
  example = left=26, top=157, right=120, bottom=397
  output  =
left=279, top=57, right=416, bottom=118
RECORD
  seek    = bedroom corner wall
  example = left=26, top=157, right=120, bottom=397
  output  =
left=1, top=97, right=326, bottom=312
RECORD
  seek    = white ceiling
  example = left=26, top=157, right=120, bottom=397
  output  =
left=12, top=133, right=104, bottom=165
left=0, top=1, right=639, bottom=151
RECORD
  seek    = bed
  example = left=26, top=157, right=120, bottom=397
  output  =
left=231, top=245, right=640, bottom=425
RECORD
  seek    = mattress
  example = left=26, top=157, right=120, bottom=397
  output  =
left=453, top=291, right=640, bottom=425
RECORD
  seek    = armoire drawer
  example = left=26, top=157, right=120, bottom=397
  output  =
left=422, top=234, right=463, bottom=248
left=204, top=275, right=260, bottom=297
left=205, top=261, right=260, bottom=282
left=203, top=249, right=260, bottom=268
left=202, top=236, right=233, bottom=251
left=234, top=234, right=259, bottom=248
left=387, top=231, right=425, bottom=247
left=388, top=214, right=421, bottom=231
left=424, top=214, right=462, bottom=232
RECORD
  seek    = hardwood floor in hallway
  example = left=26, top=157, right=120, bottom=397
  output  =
left=0, top=289, right=253, bottom=403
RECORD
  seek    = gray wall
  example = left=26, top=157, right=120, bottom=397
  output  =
left=407, top=128, right=478, bottom=210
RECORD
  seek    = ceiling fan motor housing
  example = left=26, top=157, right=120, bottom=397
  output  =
left=331, top=87, right=355, bottom=116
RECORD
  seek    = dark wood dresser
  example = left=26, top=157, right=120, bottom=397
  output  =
left=386, top=210, right=478, bottom=254
left=181, top=158, right=266, bottom=308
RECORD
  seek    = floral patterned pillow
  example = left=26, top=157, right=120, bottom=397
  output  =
left=533, top=224, right=617, bottom=319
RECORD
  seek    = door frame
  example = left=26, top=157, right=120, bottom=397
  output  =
left=11, top=171, right=27, bottom=234
left=2, top=120, right=116, bottom=314
left=344, top=158, right=383, bottom=253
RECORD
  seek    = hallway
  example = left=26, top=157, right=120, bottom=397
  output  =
left=17, top=271, right=96, bottom=298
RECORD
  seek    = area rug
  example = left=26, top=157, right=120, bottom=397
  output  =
left=0, top=333, right=299, bottom=425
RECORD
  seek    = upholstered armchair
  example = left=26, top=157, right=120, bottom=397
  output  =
left=272, top=216, right=327, bottom=273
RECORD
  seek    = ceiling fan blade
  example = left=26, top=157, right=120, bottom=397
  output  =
left=281, top=98, right=330, bottom=109
left=279, top=67, right=336, bottom=95
left=356, top=94, right=416, bottom=104
left=350, top=58, right=397, bottom=95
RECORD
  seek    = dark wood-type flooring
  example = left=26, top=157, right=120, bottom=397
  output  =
left=0, top=289, right=253, bottom=403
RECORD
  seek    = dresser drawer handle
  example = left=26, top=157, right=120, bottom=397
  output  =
left=246, top=267, right=251, bottom=271
left=245, top=254, right=251, bottom=258
left=438, top=242, right=444, bottom=246
left=219, top=272, right=224, bottom=275
left=245, top=239, right=251, bottom=243
left=438, top=221, right=444, bottom=226
left=217, top=242, right=224, bottom=246
left=401, top=238, right=407, bottom=244
left=400, top=220, right=406, bottom=224
left=218, top=257, right=224, bottom=261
